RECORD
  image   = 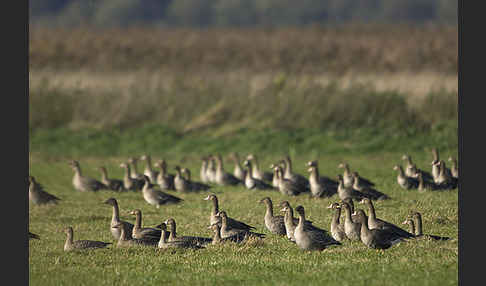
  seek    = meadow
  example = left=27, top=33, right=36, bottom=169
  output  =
left=29, top=25, right=458, bottom=285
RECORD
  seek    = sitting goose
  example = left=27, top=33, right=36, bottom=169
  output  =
left=270, top=163, right=281, bottom=189
left=359, top=198, right=414, bottom=239
left=216, top=211, right=265, bottom=240
left=327, top=203, right=347, bottom=242
left=112, top=222, right=158, bottom=248
left=341, top=201, right=361, bottom=241
left=29, top=231, right=40, bottom=240
left=208, top=223, right=246, bottom=245
left=247, top=154, right=273, bottom=182
left=63, top=226, right=112, bottom=251
left=140, top=154, right=159, bottom=183
left=158, top=223, right=204, bottom=250
left=279, top=201, right=317, bottom=242
left=229, top=152, right=247, bottom=182
left=259, top=197, right=286, bottom=235
left=69, top=160, right=106, bottom=192
left=448, top=157, right=459, bottom=179
left=29, top=176, right=61, bottom=205
left=243, top=160, right=274, bottom=190
left=127, top=157, right=144, bottom=180
left=281, top=156, right=309, bottom=192
left=129, top=209, right=162, bottom=241
left=352, top=172, right=390, bottom=200
left=204, top=194, right=256, bottom=231
left=141, top=175, right=183, bottom=208
left=402, top=212, right=450, bottom=241
left=293, top=205, right=341, bottom=251
left=212, top=154, right=241, bottom=186
left=154, top=160, right=175, bottom=190
left=393, top=165, right=418, bottom=190
left=181, top=168, right=211, bottom=191
left=338, top=163, right=356, bottom=188
left=337, top=175, right=365, bottom=202
left=433, top=160, right=458, bottom=190
left=103, top=198, right=134, bottom=240
left=98, top=167, right=125, bottom=192
left=306, top=161, right=338, bottom=198
left=119, top=162, right=145, bottom=191
left=354, top=209, right=403, bottom=249
left=165, top=218, right=212, bottom=246
left=274, top=166, right=300, bottom=196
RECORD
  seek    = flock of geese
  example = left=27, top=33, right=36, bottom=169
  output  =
left=29, top=148, right=457, bottom=252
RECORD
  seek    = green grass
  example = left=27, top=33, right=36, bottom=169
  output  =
left=29, top=147, right=458, bottom=286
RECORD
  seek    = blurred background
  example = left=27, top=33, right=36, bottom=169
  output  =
left=29, top=0, right=458, bottom=158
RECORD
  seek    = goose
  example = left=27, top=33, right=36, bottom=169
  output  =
left=181, top=168, right=211, bottom=191
left=29, top=176, right=61, bottom=205
left=341, top=198, right=360, bottom=223
left=354, top=209, right=403, bottom=249
left=327, top=202, right=347, bottom=242
left=203, top=194, right=255, bottom=231
left=165, top=218, right=212, bottom=246
left=216, top=211, right=265, bottom=240
left=338, top=163, right=356, bottom=188
left=340, top=201, right=361, bottom=241
left=448, top=157, right=459, bottom=179
left=393, top=165, right=418, bottom=190
left=401, top=154, right=434, bottom=182
left=352, top=172, right=390, bottom=200
left=129, top=209, right=162, bottom=240
left=213, top=154, right=241, bottom=186
left=433, top=160, right=458, bottom=190
left=279, top=201, right=317, bottom=242
left=417, top=172, right=440, bottom=192
left=259, top=197, right=286, bottom=235
left=306, top=161, right=338, bottom=198
left=431, top=148, right=441, bottom=182
left=174, top=166, right=192, bottom=192
left=205, top=155, right=217, bottom=183
left=63, top=226, right=111, bottom=251
left=103, top=198, right=134, bottom=240
left=402, top=212, right=450, bottom=241
left=127, top=157, right=144, bottom=180
left=200, top=157, right=210, bottom=184
left=270, top=163, right=281, bottom=189
left=293, top=205, right=341, bottom=251
left=337, top=174, right=366, bottom=201
left=157, top=223, right=204, bottom=250
left=140, top=154, right=159, bottom=183
left=112, top=222, right=158, bottom=247
left=69, top=160, right=106, bottom=192
left=154, top=160, right=175, bottom=190
left=281, top=156, right=309, bottom=191
left=119, top=162, right=144, bottom=191
left=98, top=167, right=125, bottom=192
left=247, top=154, right=273, bottom=182
left=274, top=166, right=301, bottom=196
left=229, top=152, right=247, bottom=181
left=208, top=223, right=246, bottom=245
left=243, top=160, right=274, bottom=190
left=141, top=175, right=183, bottom=208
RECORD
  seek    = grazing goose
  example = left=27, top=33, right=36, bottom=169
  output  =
left=448, top=157, right=459, bottom=179
left=141, top=175, right=183, bottom=208
left=213, top=154, right=241, bottom=186
left=229, top=152, right=247, bottom=181
left=129, top=209, right=162, bottom=240
left=69, top=160, right=106, bottom=192
left=103, top=198, right=134, bottom=240
left=154, top=160, right=175, bottom=190
left=205, top=155, right=217, bottom=184
left=259, top=197, right=286, bottom=235
left=403, top=212, right=450, bottom=241
left=306, top=161, right=338, bottom=198
left=63, top=226, right=111, bottom=251
left=293, top=206, right=341, bottom=251
left=204, top=194, right=256, bottom=231
left=127, top=157, right=144, bottom=180
left=158, top=223, right=204, bottom=250
left=216, top=211, right=265, bottom=240
left=243, top=160, right=274, bottom=190
left=140, top=154, right=159, bottom=183
left=281, top=156, right=309, bottom=192
left=208, top=223, right=246, bottom=245
left=181, top=168, right=211, bottom=191
left=341, top=201, right=361, bottom=241
left=29, top=231, right=40, bottom=240
left=29, top=176, right=61, bottom=205
left=119, top=162, right=145, bottom=191
left=352, top=172, right=390, bottom=201
left=393, top=165, right=418, bottom=190
left=402, top=155, right=434, bottom=182
left=275, top=166, right=301, bottom=196
left=337, top=175, right=365, bottom=201
left=327, top=203, right=347, bottom=242
left=247, top=154, right=273, bottom=182
left=165, top=218, right=212, bottom=246
left=98, top=167, right=125, bottom=192
left=112, top=222, right=158, bottom=247
left=279, top=201, right=317, bottom=242
left=174, top=166, right=192, bottom=192
left=433, top=160, right=458, bottom=190
left=354, top=210, right=403, bottom=249
left=359, top=198, right=414, bottom=239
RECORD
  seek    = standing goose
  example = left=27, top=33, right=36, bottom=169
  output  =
left=281, top=156, right=309, bottom=192
left=29, top=176, right=61, bottom=205
left=229, top=152, right=247, bottom=182
left=154, top=160, right=175, bottom=190
left=433, top=160, right=458, bottom=190
left=448, top=157, right=459, bottom=179
left=208, top=223, right=246, bottom=245
left=359, top=198, right=414, bottom=239
left=354, top=210, right=403, bottom=249
left=243, top=160, right=274, bottom=190
left=119, top=162, right=144, bottom=191
left=279, top=201, right=317, bottom=242
left=341, top=198, right=360, bottom=223
left=112, top=222, right=158, bottom=247
left=213, top=154, right=241, bottom=186
left=327, top=203, right=347, bottom=242
left=141, top=175, right=183, bottom=208
left=417, top=172, right=440, bottom=192
left=157, top=223, right=204, bottom=250
left=165, top=218, right=212, bottom=246
left=181, top=168, right=211, bottom=191
left=341, top=201, right=361, bottom=241
left=259, top=197, right=286, bottom=235
left=63, top=226, right=112, bottom=251
left=338, top=163, right=356, bottom=188
left=275, top=166, right=301, bottom=196
left=129, top=209, right=162, bottom=241
left=270, top=164, right=281, bottom=189
left=69, top=160, right=106, bottom=192
left=431, top=148, right=441, bottom=183
left=216, top=211, right=265, bottom=240
left=402, top=154, right=434, bottom=182
left=306, top=161, right=338, bottom=198
left=293, top=206, right=341, bottom=251
left=203, top=194, right=256, bottom=231
left=98, top=167, right=125, bottom=192
left=140, top=154, right=159, bottom=183
left=127, top=157, right=144, bottom=180
left=174, top=166, right=192, bottom=192
left=200, top=157, right=210, bottom=184
left=205, top=155, right=217, bottom=184
left=393, top=165, right=418, bottom=190
left=337, top=175, right=365, bottom=202
left=247, top=154, right=273, bottom=182
left=352, top=172, right=390, bottom=201
left=404, top=212, right=450, bottom=241
left=103, top=198, right=134, bottom=240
